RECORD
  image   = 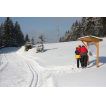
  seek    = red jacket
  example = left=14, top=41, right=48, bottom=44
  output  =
left=77, top=48, right=81, bottom=53
left=81, top=47, right=88, bottom=53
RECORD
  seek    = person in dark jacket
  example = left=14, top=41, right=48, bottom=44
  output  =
left=75, top=45, right=81, bottom=68
left=80, top=45, right=88, bottom=68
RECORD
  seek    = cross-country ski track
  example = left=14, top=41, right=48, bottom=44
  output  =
left=0, top=47, right=81, bottom=87
left=0, top=48, right=39, bottom=87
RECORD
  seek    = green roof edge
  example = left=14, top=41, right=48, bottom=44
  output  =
left=90, top=36, right=103, bottom=41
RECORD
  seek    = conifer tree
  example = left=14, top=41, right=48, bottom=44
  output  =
left=59, top=37, right=61, bottom=42
left=9, top=18, right=15, bottom=46
left=85, top=17, right=94, bottom=35
left=2, top=17, right=11, bottom=47
left=14, top=21, right=25, bottom=46
left=100, top=17, right=106, bottom=37
left=25, top=34, right=30, bottom=43
left=0, top=17, right=25, bottom=47
left=72, top=23, right=75, bottom=27
left=75, top=20, right=78, bottom=27
left=0, top=23, right=4, bottom=47
left=0, top=25, right=1, bottom=48
left=66, top=31, right=67, bottom=34
left=21, top=33, right=25, bottom=45
left=36, top=34, right=46, bottom=53
left=31, top=37, right=35, bottom=45
left=2, top=17, right=16, bottom=47
left=14, top=21, right=19, bottom=46
left=101, top=17, right=106, bottom=28
left=17, top=24, right=22, bottom=45
left=78, top=21, right=81, bottom=27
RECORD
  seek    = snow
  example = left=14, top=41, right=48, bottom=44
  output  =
left=0, top=37, right=106, bottom=87
left=77, top=35, right=103, bottom=40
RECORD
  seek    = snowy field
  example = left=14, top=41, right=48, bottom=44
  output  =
left=0, top=37, right=106, bottom=87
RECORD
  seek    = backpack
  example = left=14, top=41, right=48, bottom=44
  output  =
left=75, top=49, right=80, bottom=55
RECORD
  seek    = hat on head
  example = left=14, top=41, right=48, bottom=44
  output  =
left=82, top=45, right=85, bottom=47
left=78, top=45, right=81, bottom=48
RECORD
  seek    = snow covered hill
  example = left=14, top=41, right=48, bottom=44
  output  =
left=0, top=37, right=106, bottom=87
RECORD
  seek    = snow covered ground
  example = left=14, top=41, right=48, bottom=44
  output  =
left=0, top=37, right=106, bottom=87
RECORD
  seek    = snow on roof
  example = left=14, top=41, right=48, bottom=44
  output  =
left=77, top=35, right=103, bottom=41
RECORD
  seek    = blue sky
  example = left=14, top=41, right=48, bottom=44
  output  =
left=0, top=17, right=82, bottom=43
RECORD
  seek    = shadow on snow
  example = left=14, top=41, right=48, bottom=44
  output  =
left=44, top=48, right=58, bottom=52
left=88, top=56, right=106, bottom=68
left=0, top=47, right=21, bottom=54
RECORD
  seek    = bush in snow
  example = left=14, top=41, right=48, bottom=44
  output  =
left=36, top=43, right=44, bottom=53
left=36, top=34, right=46, bottom=53
left=25, top=42, right=33, bottom=51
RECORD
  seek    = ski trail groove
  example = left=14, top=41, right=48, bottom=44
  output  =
left=15, top=52, right=39, bottom=87
left=13, top=52, right=39, bottom=87
left=26, top=61, right=38, bottom=87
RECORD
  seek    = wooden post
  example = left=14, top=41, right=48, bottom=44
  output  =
left=96, top=41, right=99, bottom=67
left=93, top=41, right=97, bottom=47
left=81, top=41, right=87, bottom=48
left=87, top=42, right=89, bottom=65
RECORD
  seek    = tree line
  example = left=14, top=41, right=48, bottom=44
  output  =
left=60, top=17, right=106, bottom=42
left=0, top=17, right=34, bottom=48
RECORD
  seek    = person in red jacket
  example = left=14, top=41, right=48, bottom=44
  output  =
left=77, top=45, right=81, bottom=53
left=80, top=45, right=88, bottom=68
